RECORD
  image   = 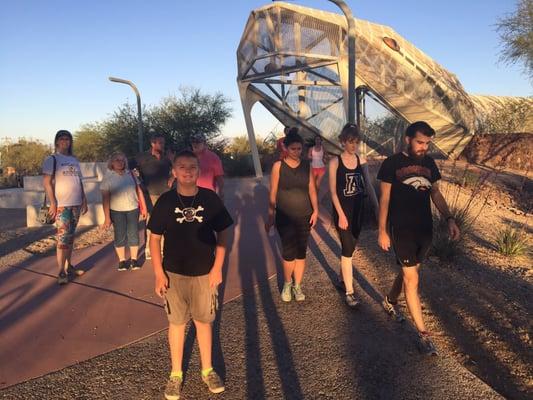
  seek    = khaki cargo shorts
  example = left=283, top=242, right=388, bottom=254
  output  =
left=164, top=272, right=218, bottom=325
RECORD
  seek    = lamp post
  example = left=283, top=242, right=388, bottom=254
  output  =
left=108, top=77, right=144, bottom=152
left=327, top=0, right=356, bottom=124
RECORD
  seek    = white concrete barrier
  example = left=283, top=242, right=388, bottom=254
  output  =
left=0, top=189, right=42, bottom=208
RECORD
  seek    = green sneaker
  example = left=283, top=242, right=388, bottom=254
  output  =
left=164, top=376, right=182, bottom=400
left=292, top=284, right=305, bottom=301
left=202, top=370, right=225, bottom=394
left=281, top=282, right=292, bottom=302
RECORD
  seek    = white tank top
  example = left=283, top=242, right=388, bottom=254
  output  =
left=311, top=146, right=325, bottom=168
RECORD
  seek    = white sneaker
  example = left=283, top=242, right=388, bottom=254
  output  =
left=281, top=282, right=292, bottom=302
left=292, top=284, right=306, bottom=301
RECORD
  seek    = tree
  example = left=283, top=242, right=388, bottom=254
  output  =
left=147, top=87, right=232, bottom=151
left=101, top=103, right=148, bottom=158
left=496, top=0, right=533, bottom=80
left=71, top=88, right=233, bottom=162
left=479, top=97, right=533, bottom=134
left=222, top=135, right=276, bottom=176
left=0, top=138, right=52, bottom=176
left=73, top=123, right=107, bottom=161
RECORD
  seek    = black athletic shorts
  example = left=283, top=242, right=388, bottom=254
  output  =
left=390, top=226, right=432, bottom=267
left=275, top=210, right=311, bottom=261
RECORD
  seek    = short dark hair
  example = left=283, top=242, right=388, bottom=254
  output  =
left=150, top=131, right=165, bottom=142
left=405, top=121, right=435, bottom=138
left=173, top=149, right=198, bottom=164
left=338, top=123, right=360, bottom=143
left=190, top=133, right=206, bottom=143
left=54, top=130, right=73, bottom=155
left=283, top=130, right=304, bottom=147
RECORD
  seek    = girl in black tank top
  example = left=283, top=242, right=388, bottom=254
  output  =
left=265, top=130, right=318, bottom=303
left=328, top=123, right=366, bottom=308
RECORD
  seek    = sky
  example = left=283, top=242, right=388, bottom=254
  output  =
left=0, top=0, right=530, bottom=145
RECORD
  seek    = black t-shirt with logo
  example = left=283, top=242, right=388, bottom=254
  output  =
left=377, top=153, right=441, bottom=232
left=147, top=188, right=234, bottom=276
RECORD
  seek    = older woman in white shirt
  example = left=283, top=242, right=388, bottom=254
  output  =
left=101, top=152, right=147, bottom=271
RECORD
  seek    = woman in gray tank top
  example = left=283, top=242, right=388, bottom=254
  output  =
left=265, top=129, right=319, bottom=302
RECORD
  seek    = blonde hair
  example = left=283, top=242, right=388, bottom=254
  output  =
left=107, top=152, right=128, bottom=171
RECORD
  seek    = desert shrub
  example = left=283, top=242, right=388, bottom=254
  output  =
left=432, top=203, right=475, bottom=261
left=0, top=174, right=19, bottom=189
left=494, top=227, right=529, bottom=257
left=223, top=135, right=276, bottom=177
left=432, top=162, right=495, bottom=260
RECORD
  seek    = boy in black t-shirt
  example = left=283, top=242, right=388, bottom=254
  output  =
left=377, top=121, right=460, bottom=355
left=148, top=150, right=233, bottom=399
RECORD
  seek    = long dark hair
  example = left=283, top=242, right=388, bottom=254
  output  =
left=54, top=130, right=73, bottom=155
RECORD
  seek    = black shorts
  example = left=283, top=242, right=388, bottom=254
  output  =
left=390, top=226, right=432, bottom=267
left=276, top=210, right=311, bottom=261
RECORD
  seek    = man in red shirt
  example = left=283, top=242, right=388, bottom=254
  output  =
left=276, top=126, right=291, bottom=160
left=191, top=134, right=224, bottom=199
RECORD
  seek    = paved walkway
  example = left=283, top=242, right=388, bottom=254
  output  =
left=0, top=178, right=279, bottom=389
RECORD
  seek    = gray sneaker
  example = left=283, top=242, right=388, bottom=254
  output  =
left=292, top=284, right=306, bottom=301
left=345, top=293, right=360, bottom=308
left=202, top=370, right=225, bottom=394
left=382, top=296, right=405, bottom=323
left=164, top=376, right=182, bottom=400
left=417, top=332, right=438, bottom=356
left=281, top=282, right=292, bottom=302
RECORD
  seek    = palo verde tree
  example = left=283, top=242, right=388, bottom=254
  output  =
left=147, top=87, right=232, bottom=152
left=496, top=0, right=533, bottom=80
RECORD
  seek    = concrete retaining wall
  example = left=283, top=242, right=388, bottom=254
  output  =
left=1, top=162, right=108, bottom=227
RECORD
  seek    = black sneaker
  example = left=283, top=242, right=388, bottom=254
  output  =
left=67, top=264, right=85, bottom=278
left=131, top=259, right=142, bottom=271
left=345, top=293, right=360, bottom=308
left=57, top=271, right=68, bottom=285
left=117, top=260, right=129, bottom=272
left=417, top=331, right=438, bottom=356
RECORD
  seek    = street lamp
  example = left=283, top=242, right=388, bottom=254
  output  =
left=108, top=76, right=144, bottom=152
left=328, top=0, right=357, bottom=124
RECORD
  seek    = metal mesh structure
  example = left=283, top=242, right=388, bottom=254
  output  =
left=237, top=2, right=532, bottom=171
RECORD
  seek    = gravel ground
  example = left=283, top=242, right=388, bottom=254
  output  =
left=1, top=230, right=502, bottom=400
left=0, top=161, right=530, bottom=399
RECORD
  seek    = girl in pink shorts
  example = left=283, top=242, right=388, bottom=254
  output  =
left=308, top=136, right=327, bottom=196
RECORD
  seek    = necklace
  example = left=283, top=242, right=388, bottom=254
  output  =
left=176, top=188, right=203, bottom=223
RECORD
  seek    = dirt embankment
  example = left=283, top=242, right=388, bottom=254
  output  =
left=461, top=133, right=533, bottom=173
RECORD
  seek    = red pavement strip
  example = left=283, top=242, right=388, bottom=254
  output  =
left=0, top=177, right=294, bottom=389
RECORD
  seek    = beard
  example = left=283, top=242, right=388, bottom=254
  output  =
left=408, top=145, right=426, bottom=160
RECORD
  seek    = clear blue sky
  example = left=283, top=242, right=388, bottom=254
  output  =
left=0, top=0, right=530, bottom=144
